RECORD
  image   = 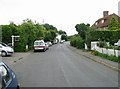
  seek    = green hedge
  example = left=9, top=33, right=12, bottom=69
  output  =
left=86, top=30, right=120, bottom=49
left=70, top=35, right=84, bottom=49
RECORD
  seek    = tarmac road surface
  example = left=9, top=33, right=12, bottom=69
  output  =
left=9, top=42, right=118, bottom=87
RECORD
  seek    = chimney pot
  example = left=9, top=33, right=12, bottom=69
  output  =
left=103, top=11, right=109, bottom=17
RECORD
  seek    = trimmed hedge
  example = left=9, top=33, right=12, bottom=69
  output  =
left=70, top=35, right=84, bottom=49
left=86, top=30, right=120, bottom=49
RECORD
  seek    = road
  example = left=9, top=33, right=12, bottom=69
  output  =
left=9, top=42, right=118, bottom=87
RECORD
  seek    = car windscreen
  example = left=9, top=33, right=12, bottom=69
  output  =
left=0, top=43, right=7, bottom=47
left=34, top=42, right=44, bottom=45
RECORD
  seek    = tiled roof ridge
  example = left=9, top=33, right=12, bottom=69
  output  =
left=96, top=13, right=119, bottom=22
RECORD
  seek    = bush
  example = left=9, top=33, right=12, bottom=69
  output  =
left=70, top=35, right=84, bottom=49
left=97, top=41, right=107, bottom=48
left=86, top=30, right=120, bottom=49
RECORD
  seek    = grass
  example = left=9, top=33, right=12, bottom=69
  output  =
left=91, top=50, right=120, bottom=63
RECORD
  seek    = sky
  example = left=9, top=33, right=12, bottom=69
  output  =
left=0, top=0, right=119, bottom=36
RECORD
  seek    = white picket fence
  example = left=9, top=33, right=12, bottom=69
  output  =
left=91, top=42, right=120, bottom=57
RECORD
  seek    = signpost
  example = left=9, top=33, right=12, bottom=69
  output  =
left=11, top=35, right=20, bottom=49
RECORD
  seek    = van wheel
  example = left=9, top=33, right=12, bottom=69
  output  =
left=1, top=51, right=7, bottom=57
left=17, top=85, right=20, bottom=89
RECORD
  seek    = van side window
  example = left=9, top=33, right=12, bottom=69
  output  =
left=0, top=66, right=11, bottom=88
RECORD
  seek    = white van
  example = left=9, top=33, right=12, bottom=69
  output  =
left=0, top=42, right=14, bottom=57
left=34, top=40, right=46, bottom=52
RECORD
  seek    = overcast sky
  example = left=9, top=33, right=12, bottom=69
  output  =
left=0, top=0, right=119, bottom=36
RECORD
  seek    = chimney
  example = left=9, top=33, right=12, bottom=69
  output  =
left=103, top=11, right=109, bottom=17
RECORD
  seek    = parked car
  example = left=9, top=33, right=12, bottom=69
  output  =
left=0, top=61, right=20, bottom=89
left=0, top=42, right=14, bottom=57
left=47, top=42, right=52, bottom=47
left=60, top=40, right=64, bottom=44
left=34, top=40, right=46, bottom=52
left=45, top=42, right=49, bottom=50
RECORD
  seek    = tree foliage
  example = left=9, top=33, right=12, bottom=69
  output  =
left=108, top=16, right=120, bottom=30
left=75, top=23, right=90, bottom=40
left=86, top=30, right=120, bottom=49
left=43, top=23, right=57, bottom=31
left=70, top=35, right=84, bottom=49
left=58, top=30, right=66, bottom=35
left=58, top=30, right=68, bottom=41
left=61, top=34, right=68, bottom=41
left=1, top=19, right=58, bottom=52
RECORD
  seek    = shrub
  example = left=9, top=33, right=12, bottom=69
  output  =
left=97, top=41, right=107, bottom=48
left=86, top=30, right=120, bottom=49
left=70, top=35, right=84, bottom=49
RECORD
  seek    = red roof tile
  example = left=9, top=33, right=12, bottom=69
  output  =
left=91, top=13, right=120, bottom=29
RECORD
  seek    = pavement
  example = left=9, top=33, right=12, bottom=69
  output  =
left=1, top=51, right=32, bottom=66
left=67, top=44, right=119, bottom=72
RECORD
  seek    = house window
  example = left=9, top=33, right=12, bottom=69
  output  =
left=101, top=20, right=104, bottom=23
left=95, top=22, right=98, bottom=25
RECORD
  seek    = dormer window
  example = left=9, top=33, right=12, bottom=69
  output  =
left=101, top=20, right=104, bottom=23
left=95, top=22, right=98, bottom=25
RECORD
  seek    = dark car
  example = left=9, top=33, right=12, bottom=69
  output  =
left=0, top=61, right=20, bottom=89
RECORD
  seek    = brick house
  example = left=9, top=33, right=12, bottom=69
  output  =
left=91, top=11, right=120, bottom=30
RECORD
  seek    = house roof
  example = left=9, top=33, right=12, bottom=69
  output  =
left=91, top=13, right=120, bottom=29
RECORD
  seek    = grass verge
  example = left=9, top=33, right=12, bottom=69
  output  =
left=91, top=50, right=120, bottom=63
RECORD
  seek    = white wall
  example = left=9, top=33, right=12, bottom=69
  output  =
left=91, top=42, right=120, bottom=57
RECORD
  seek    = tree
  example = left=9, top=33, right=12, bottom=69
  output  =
left=108, top=16, right=120, bottom=30
left=58, top=30, right=67, bottom=41
left=2, top=25, right=12, bottom=44
left=35, top=23, right=46, bottom=39
left=50, top=30, right=57, bottom=40
left=44, top=31, right=52, bottom=42
left=61, top=34, right=68, bottom=41
left=75, top=23, right=90, bottom=40
left=44, top=30, right=57, bottom=42
left=1, top=19, right=58, bottom=52
left=43, top=23, right=57, bottom=31
left=58, top=30, right=66, bottom=35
